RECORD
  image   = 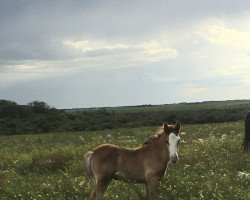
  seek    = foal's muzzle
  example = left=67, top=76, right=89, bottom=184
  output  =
left=170, top=155, right=179, bottom=164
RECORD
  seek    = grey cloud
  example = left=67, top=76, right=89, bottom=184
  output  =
left=1, top=0, right=250, bottom=64
left=2, top=1, right=250, bottom=40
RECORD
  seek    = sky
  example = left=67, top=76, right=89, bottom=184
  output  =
left=1, top=0, right=250, bottom=108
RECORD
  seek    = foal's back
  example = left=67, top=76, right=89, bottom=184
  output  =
left=90, top=144, right=146, bottom=182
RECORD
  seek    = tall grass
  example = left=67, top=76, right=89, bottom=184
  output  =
left=0, top=122, right=249, bottom=199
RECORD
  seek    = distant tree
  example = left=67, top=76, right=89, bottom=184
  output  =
left=27, top=101, right=50, bottom=114
left=0, top=100, right=17, bottom=107
left=18, top=105, right=33, bottom=118
left=0, top=100, right=19, bottom=118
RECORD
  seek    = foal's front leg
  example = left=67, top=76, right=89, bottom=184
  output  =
left=144, top=184, right=149, bottom=197
left=145, top=171, right=160, bottom=199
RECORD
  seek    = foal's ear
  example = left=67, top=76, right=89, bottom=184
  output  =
left=174, top=120, right=181, bottom=134
left=163, top=122, right=170, bottom=134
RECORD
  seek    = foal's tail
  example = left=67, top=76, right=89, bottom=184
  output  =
left=82, top=151, right=94, bottom=186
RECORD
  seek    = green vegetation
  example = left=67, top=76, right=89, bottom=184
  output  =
left=1, top=99, right=250, bottom=135
left=0, top=122, right=249, bottom=199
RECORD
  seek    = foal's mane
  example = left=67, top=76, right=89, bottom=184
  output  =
left=143, top=126, right=165, bottom=145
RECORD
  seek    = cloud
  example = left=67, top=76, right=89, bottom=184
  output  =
left=0, top=38, right=178, bottom=87
left=198, top=18, right=250, bottom=49
left=238, top=76, right=250, bottom=84
left=63, top=39, right=178, bottom=66
left=0, top=59, right=82, bottom=87
left=188, top=17, right=250, bottom=85
left=0, top=62, right=56, bottom=87
left=139, top=41, right=178, bottom=61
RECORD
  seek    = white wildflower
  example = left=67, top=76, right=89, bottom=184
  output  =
left=198, top=139, right=204, bottom=143
left=237, top=171, right=250, bottom=179
left=221, top=134, right=227, bottom=139
left=79, top=181, right=84, bottom=186
left=220, top=134, right=227, bottom=141
left=184, top=164, right=190, bottom=169
left=79, top=136, right=85, bottom=142
left=209, top=134, right=215, bottom=140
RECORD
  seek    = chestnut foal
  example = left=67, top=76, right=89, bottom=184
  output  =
left=83, top=121, right=181, bottom=199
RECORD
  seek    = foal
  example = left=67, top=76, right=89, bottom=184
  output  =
left=83, top=121, right=181, bottom=199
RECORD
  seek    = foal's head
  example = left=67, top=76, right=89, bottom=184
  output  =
left=163, top=120, right=181, bottom=163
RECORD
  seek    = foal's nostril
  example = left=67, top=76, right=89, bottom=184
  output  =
left=170, top=155, right=178, bottom=163
left=172, top=159, right=178, bottom=163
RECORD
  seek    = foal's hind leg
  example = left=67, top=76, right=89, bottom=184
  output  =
left=90, top=177, right=112, bottom=200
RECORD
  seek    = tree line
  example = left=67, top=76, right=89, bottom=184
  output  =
left=0, top=99, right=249, bottom=135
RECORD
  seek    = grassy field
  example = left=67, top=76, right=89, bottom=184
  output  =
left=0, top=121, right=249, bottom=199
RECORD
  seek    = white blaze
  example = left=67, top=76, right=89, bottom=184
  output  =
left=168, top=133, right=180, bottom=162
